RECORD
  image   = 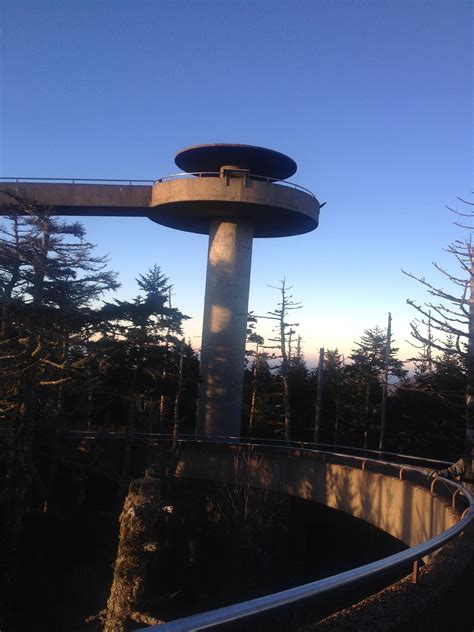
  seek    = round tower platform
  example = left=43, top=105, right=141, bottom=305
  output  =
left=149, top=176, right=319, bottom=237
left=150, top=143, right=320, bottom=237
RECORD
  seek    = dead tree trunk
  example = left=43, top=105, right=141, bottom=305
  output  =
left=103, top=475, right=166, bottom=632
left=378, top=312, right=392, bottom=451
left=249, top=345, right=259, bottom=436
left=172, top=338, right=185, bottom=449
left=333, top=367, right=342, bottom=447
left=466, top=247, right=474, bottom=446
left=159, top=288, right=173, bottom=432
left=313, top=347, right=324, bottom=443
left=364, top=380, right=370, bottom=450
left=265, top=279, right=302, bottom=442
left=280, top=309, right=292, bottom=442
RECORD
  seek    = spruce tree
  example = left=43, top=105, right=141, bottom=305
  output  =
left=98, top=265, right=189, bottom=432
left=0, top=191, right=118, bottom=611
left=346, top=325, right=406, bottom=448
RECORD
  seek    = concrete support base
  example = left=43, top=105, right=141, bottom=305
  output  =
left=196, top=219, right=253, bottom=436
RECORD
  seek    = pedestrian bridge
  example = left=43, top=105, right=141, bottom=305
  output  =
left=70, top=434, right=474, bottom=631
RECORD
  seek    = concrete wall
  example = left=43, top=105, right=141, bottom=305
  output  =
left=150, top=176, right=320, bottom=236
left=135, top=444, right=456, bottom=548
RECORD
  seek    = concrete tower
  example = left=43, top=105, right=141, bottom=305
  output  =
left=150, top=144, right=321, bottom=436
left=0, top=143, right=321, bottom=437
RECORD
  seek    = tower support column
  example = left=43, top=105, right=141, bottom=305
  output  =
left=196, top=218, right=253, bottom=436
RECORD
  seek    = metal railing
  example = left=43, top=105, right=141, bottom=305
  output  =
left=0, top=177, right=154, bottom=186
left=65, top=432, right=473, bottom=630
left=154, top=171, right=317, bottom=198
left=118, top=436, right=469, bottom=631
left=140, top=491, right=472, bottom=631
left=0, top=174, right=316, bottom=198
left=66, top=431, right=451, bottom=470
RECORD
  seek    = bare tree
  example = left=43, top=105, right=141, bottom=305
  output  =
left=403, top=195, right=474, bottom=444
left=172, top=338, right=185, bottom=448
left=266, top=279, right=302, bottom=441
left=313, top=347, right=325, bottom=443
left=378, top=312, right=392, bottom=451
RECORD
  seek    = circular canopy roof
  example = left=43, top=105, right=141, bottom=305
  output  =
left=175, top=143, right=297, bottom=180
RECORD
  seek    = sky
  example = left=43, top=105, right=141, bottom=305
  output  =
left=1, top=0, right=472, bottom=365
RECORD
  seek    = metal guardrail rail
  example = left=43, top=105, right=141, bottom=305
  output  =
left=146, top=437, right=471, bottom=631
left=154, top=172, right=317, bottom=198
left=0, top=177, right=155, bottom=185
left=66, top=431, right=452, bottom=470
left=65, top=432, right=473, bottom=631
left=0, top=174, right=316, bottom=198
left=141, top=497, right=472, bottom=631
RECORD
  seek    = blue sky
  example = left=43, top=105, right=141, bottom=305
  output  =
left=1, top=0, right=472, bottom=364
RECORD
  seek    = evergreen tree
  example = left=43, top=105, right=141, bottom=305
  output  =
left=0, top=191, right=118, bottom=607
left=243, top=315, right=272, bottom=436
left=288, top=336, right=312, bottom=441
left=98, top=265, right=190, bottom=433
left=323, top=348, right=345, bottom=445
left=346, top=325, right=406, bottom=448
left=390, top=335, right=465, bottom=459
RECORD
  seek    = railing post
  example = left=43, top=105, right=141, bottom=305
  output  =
left=452, top=488, right=460, bottom=508
left=412, top=559, right=419, bottom=584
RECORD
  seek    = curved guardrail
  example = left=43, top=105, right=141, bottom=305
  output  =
left=66, top=431, right=452, bottom=470
left=154, top=171, right=317, bottom=198
left=64, top=432, right=473, bottom=630
left=141, top=497, right=471, bottom=631
left=123, top=436, right=470, bottom=631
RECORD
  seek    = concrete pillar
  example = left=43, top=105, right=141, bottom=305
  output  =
left=196, top=219, right=253, bottom=436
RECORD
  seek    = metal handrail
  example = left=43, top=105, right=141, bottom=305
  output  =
left=64, top=432, right=472, bottom=628
left=65, top=430, right=452, bottom=469
left=188, top=434, right=452, bottom=469
left=0, top=174, right=316, bottom=198
left=119, top=437, right=471, bottom=631
left=242, top=436, right=452, bottom=468
left=0, top=177, right=154, bottom=185
left=140, top=489, right=472, bottom=631
left=154, top=171, right=317, bottom=198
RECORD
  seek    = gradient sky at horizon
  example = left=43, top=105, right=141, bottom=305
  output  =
left=1, top=0, right=472, bottom=366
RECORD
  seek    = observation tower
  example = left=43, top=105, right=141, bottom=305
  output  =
left=152, top=144, right=321, bottom=436
left=0, top=143, right=322, bottom=437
